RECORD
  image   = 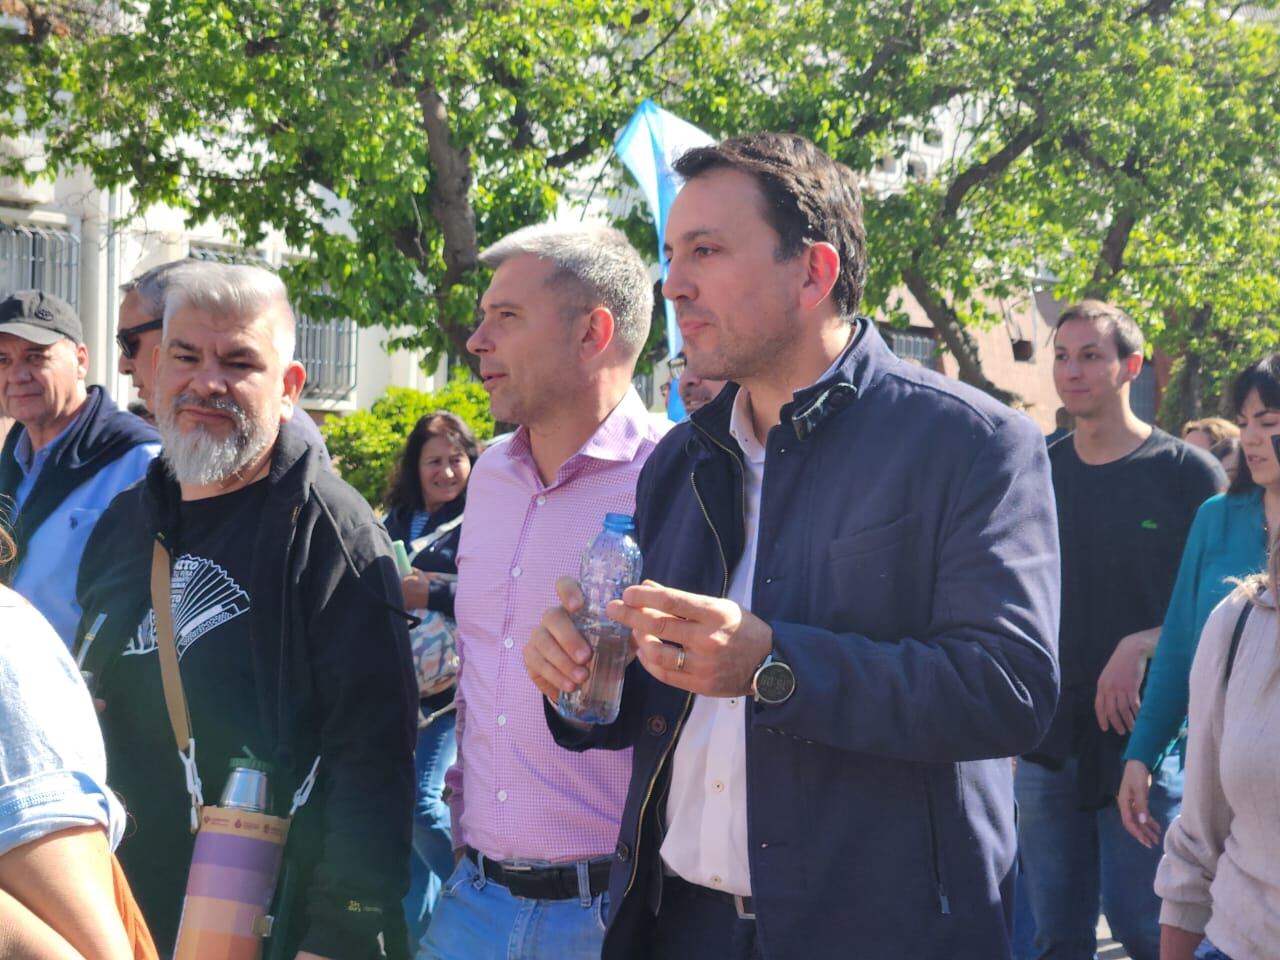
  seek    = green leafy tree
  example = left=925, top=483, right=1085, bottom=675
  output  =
left=321, top=373, right=494, bottom=506
left=2, top=0, right=698, bottom=369
left=3, top=0, right=1278, bottom=400
left=664, top=0, right=1280, bottom=401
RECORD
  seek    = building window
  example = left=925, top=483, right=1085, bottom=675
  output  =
left=0, top=222, right=80, bottom=307
left=1132, top=362, right=1157, bottom=424
left=297, top=312, right=358, bottom=401
left=882, top=327, right=939, bottom=369
left=188, top=246, right=358, bottom=401
left=188, top=243, right=271, bottom=269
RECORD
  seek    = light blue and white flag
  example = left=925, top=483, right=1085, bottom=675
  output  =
left=614, top=99, right=715, bottom=419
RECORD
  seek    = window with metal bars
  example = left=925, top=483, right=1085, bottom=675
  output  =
left=882, top=326, right=939, bottom=369
left=0, top=221, right=80, bottom=308
left=1131, top=362, right=1157, bottom=424
left=186, top=246, right=358, bottom=400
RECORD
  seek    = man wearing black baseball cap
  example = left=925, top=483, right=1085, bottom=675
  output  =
left=0, top=289, right=158, bottom=646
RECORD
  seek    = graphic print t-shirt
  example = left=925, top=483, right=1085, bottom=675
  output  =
left=104, top=479, right=271, bottom=952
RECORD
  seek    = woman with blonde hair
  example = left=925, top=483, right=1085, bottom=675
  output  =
left=1156, top=521, right=1280, bottom=959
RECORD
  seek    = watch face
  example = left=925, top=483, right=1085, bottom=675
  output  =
left=756, top=661, right=794, bottom=703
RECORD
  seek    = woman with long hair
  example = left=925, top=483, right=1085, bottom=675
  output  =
left=382, top=412, right=479, bottom=945
left=0, top=526, right=156, bottom=958
left=1154, top=534, right=1280, bottom=958
left=1118, top=354, right=1280, bottom=843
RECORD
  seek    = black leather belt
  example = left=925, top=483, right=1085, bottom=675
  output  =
left=666, top=873, right=755, bottom=920
left=465, top=846, right=611, bottom=900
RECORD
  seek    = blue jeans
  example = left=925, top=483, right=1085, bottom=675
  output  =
left=415, top=855, right=608, bottom=960
left=1194, top=939, right=1232, bottom=960
left=1014, top=752, right=1182, bottom=960
left=403, top=710, right=458, bottom=945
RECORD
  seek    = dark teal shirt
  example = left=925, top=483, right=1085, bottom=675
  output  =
left=1125, top=488, right=1269, bottom=768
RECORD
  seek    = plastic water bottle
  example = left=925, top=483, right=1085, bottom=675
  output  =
left=557, top=513, right=642, bottom=724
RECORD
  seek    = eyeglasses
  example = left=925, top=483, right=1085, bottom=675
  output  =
left=115, top=317, right=164, bottom=360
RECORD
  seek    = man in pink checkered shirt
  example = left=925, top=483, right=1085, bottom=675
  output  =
left=418, top=223, right=668, bottom=960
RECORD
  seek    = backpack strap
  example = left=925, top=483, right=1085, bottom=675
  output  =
left=1223, top=600, right=1253, bottom=690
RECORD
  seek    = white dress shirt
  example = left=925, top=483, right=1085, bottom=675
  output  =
left=658, top=383, right=765, bottom=895
left=660, top=353, right=846, bottom=896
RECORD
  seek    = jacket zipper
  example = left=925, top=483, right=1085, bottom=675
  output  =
left=922, top=770, right=951, bottom=915
left=622, top=692, right=694, bottom=900
left=623, top=451, right=740, bottom=902
left=690, top=473, right=730, bottom=598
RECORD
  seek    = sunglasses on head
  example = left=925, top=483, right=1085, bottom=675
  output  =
left=115, top=317, right=164, bottom=360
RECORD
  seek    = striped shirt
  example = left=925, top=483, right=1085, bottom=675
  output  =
left=445, top=388, right=669, bottom=862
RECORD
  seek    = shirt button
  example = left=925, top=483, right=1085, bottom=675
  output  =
left=497, top=790, right=508, bottom=802
left=511, top=566, right=522, bottom=578
left=536, top=495, right=547, bottom=506
left=497, top=715, right=507, bottom=726
left=712, top=780, right=725, bottom=793
left=710, top=875, right=722, bottom=886
left=503, top=637, right=514, bottom=649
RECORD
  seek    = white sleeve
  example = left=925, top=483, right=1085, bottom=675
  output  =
left=0, top=593, right=125, bottom=856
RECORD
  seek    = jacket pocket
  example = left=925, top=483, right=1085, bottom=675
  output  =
left=920, top=766, right=952, bottom=916
left=827, top=515, right=924, bottom=640
left=828, top=514, right=917, bottom=563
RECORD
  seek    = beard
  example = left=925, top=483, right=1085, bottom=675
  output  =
left=157, top=392, right=275, bottom=486
left=678, top=303, right=802, bottom=384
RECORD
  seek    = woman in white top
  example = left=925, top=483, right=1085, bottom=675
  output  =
left=0, top=525, right=142, bottom=959
left=1155, top=538, right=1280, bottom=960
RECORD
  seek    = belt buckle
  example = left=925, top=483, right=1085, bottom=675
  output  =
left=734, top=894, right=755, bottom=921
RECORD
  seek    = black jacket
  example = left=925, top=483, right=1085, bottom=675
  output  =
left=383, top=495, right=464, bottom=618
left=0, top=385, right=156, bottom=572
left=550, top=321, right=1061, bottom=959
left=76, top=419, right=417, bottom=958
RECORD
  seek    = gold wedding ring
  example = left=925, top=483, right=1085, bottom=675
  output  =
left=675, top=647, right=687, bottom=672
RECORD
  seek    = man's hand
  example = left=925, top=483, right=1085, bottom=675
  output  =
left=295, top=953, right=336, bottom=960
left=608, top=581, right=773, bottom=697
left=1095, top=627, right=1160, bottom=734
left=1118, top=759, right=1161, bottom=847
left=524, top=577, right=595, bottom=701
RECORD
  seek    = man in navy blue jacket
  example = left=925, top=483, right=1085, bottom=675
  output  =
left=525, top=133, right=1061, bottom=959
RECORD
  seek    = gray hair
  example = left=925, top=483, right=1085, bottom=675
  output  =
left=480, top=222, right=653, bottom=358
left=161, top=261, right=296, bottom=363
left=120, top=259, right=186, bottom=321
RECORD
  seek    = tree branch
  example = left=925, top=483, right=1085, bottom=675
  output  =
left=904, top=267, right=1019, bottom=404
left=941, top=105, right=1045, bottom=222
left=1087, top=209, right=1137, bottom=293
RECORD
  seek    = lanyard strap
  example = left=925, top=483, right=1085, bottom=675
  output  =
left=151, top=541, right=203, bottom=831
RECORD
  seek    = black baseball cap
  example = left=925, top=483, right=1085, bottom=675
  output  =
left=0, top=290, right=83, bottom=346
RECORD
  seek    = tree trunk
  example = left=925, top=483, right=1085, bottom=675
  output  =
left=904, top=268, right=1020, bottom=406
left=418, top=82, right=482, bottom=372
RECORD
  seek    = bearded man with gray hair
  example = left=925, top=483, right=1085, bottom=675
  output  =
left=74, top=261, right=417, bottom=959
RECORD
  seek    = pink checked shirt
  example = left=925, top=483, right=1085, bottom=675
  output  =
left=446, top=388, right=669, bottom=862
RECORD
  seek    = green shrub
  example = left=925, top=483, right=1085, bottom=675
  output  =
left=321, top=372, right=494, bottom=507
